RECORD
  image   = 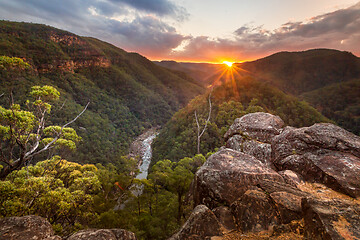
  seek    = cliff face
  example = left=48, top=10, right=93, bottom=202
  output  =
left=37, top=32, right=111, bottom=73
left=173, top=112, right=360, bottom=240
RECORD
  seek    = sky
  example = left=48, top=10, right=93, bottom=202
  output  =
left=0, top=0, right=359, bottom=63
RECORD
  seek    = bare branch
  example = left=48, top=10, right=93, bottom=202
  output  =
left=199, top=91, right=212, bottom=138
left=59, top=100, right=67, bottom=111
left=25, top=102, right=90, bottom=159
left=0, top=93, right=4, bottom=98
left=0, top=102, right=90, bottom=179
left=194, top=90, right=212, bottom=154
left=62, top=102, right=90, bottom=130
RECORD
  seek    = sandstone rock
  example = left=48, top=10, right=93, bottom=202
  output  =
left=269, top=192, right=303, bottom=224
left=169, top=205, right=223, bottom=240
left=257, top=180, right=309, bottom=224
left=45, top=237, right=62, bottom=240
left=302, top=198, right=360, bottom=240
left=226, top=136, right=272, bottom=166
left=193, top=148, right=284, bottom=207
left=67, top=229, right=137, bottom=240
left=231, top=188, right=280, bottom=232
left=272, top=220, right=304, bottom=236
left=278, top=170, right=303, bottom=187
left=272, top=123, right=360, bottom=197
left=0, top=215, right=56, bottom=240
left=224, top=112, right=284, bottom=143
left=257, top=180, right=310, bottom=198
left=212, top=206, right=237, bottom=231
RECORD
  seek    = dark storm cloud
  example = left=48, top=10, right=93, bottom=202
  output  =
left=172, top=2, right=360, bottom=61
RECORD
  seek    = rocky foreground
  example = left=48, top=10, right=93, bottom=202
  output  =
left=171, top=112, right=360, bottom=240
left=0, top=215, right=137, bottom=240
left=1, top=112, right=359, bottom=240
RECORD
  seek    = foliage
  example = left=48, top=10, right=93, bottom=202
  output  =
left=0, top=56, right=30, bottom=71
left=239, top=49, right=360, bottom=133
left=301, top=78, right=360, bottom=135
left=0, top=157, right=101, bottom=234
left=152, top=76, right=330, bottom=163
left=0, top=20, right=204, bottom=165
left=0, top=155, right=138, bottom=235
left=0, top=85, right=83, bottom=178
left=0, top=153, right=203, bottom=239
left=95, top=154, right=206, bottom=240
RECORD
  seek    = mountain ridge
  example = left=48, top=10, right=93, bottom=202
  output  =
left=0, top=20, right=205, bottom=164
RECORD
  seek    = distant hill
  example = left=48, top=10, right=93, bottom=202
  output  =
left=236, top=49, right=360, bottom=134
left=155, top=49, right=360, bottom=135
left=238, top=49, right=360, bottom=95
left=0, top=21, right=204, bottom=164
left=301, top=78, right=360, bottom=135
left=154, top=60, right=223, bottom=86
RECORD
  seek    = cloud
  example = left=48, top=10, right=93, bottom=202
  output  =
left=0, top=0, right=359, bottom=62
left=106, top=16, right=188, bottom=56
left=172, top=2, right=360, bottom=62
left=109, top=0, right=188, bottom=20
left=0, top=0, right=188, bottom=57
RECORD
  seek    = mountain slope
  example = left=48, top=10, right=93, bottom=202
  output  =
left=0, top=21, right=204, bottom=164
left=301, top=78, right=360, bottom=135
left=154, top=60, right=223, bottom=86
left=238, top=49, right=360, bottom=95
left=152, top=75, right=330, bottom=164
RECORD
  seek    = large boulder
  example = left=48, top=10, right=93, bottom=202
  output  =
left=67, top=229, right=137, bottom=240
left=231, top=188, right=280, bottom=232
left=230, top=180, right=308, bottom=233
left=169, top=205, right=223, bottom=240
left=0, top=215, right=58, bottom=240
left=224, top=112, right=284, bottom=143
left=212, top=206, right=237, bottom=231
left=302, top=198, right=360, bottom=240
left=193, top=148, right=284, bottom=208
left=226, top=137, right=272, bottom=166
left=272, top=123, right=360, bottom=197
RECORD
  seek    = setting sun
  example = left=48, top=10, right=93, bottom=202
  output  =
left=223, top=61, right=233, bottom=67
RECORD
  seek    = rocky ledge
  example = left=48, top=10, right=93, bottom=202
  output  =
left=174, top=112, right=360, bottom=240
left=0, top=215, right=136, bottom=240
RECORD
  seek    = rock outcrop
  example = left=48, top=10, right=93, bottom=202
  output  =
left=0, top=215, right=137, bottom=240
left=177, top=112, right=360, bottom=240
left=0, top=215, right=59, bottom=240
left=224, top=112, right=284, bottom=166
left=68, top=229, right=137, bottom=240
left=169, top=205, right=224, bottom=240
left=272, top=123, right=360, bottom=197
left=193, top=148, right=284, bottom=208
left=302, top=198, right=360, bottom=240
left=224, top=112, right=284, bottom=142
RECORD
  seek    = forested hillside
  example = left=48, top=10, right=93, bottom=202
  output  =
left=152, top=75, right=330, bottom=164
left=159, top=49, right=360, bottom=135
left=0, top=21, right=204, bottom=164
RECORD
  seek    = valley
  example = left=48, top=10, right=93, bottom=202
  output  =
left=1, top=20, right=360, bottom=240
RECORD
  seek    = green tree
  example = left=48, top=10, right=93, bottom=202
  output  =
left=0, top=157, right=101, bottom=235
left=149, top=154, right=206, bottom=224
left=0, top=85, right=88, bottom=178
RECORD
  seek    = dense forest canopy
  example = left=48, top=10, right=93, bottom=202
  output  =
left=0, top=21, right=204, bottom=165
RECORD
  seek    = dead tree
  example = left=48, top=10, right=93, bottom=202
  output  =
left=195, top=90, right=212, bottom=154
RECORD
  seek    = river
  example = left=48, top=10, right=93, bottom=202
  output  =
left=115, top=129, right=158, bottom=210
left=135, top=133, right=157, bottom=180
